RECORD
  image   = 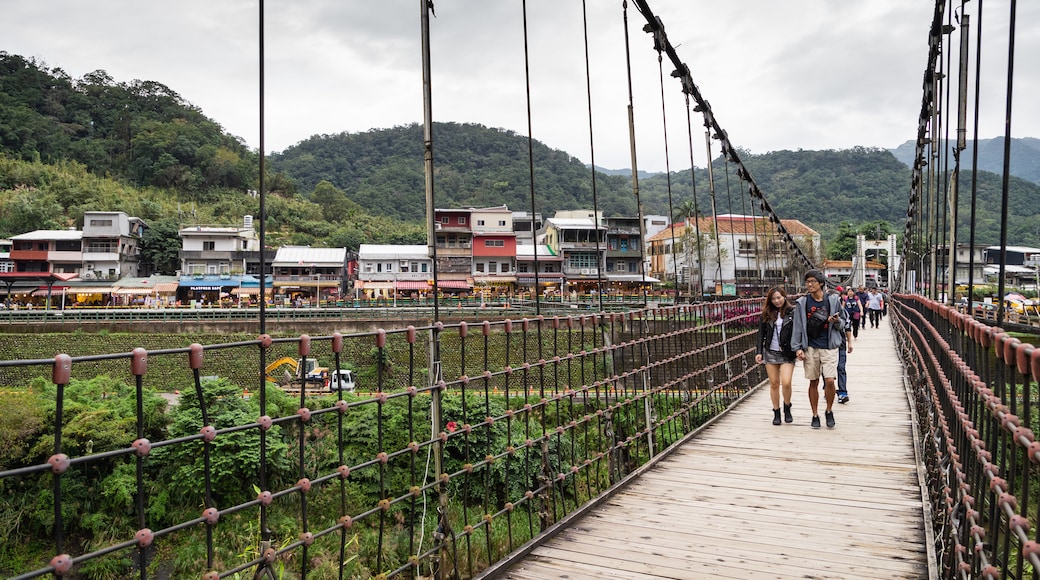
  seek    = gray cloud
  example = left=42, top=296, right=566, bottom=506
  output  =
left=2, top=0, right=1036, bottom=172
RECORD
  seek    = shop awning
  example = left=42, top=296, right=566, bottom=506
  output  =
left=473, top=276, right=517, bottom=285
left=517, top=274, right=565, bottom=284
left=231, top=287, right=272, bottom=295
left=607, top=274, right=662, bottom=283
left=51, top=286, right=115, bottom=295
left=436, top=280, right=470, bottom=289
left=356, top=281, right=394, bottom=290
left=396, top=280, right=431, bottom=290
left=115, top=282, right=179, bottom=295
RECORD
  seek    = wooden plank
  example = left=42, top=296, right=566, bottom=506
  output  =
left=497, top=320, right=931, bottom=579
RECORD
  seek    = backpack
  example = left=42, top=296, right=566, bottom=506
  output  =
left=806, top=298, right=830, bottom=339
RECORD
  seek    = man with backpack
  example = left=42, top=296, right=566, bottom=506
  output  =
left=791, top=270, right=852, bottom=429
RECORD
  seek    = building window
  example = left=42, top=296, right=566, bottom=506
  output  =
left=738, top=240, right=757, bottom=257
left=476, top=263, right=486, bottom=273
left=377, top=263, right=383, bottom=273
left=458, top=217, right=466, bottom=225
left=477, top=220, right=485, bottom=226
left=518, top=264, right=530, bottom=273
left=203, top=241, right=216, bottom=251
left=488, top=262, right=498, bottom=273
left=628, top=262, right=637, bottom=273
left=500, top=262, right=510, bottom=272
left=498, top=220, right=506, bottom=226
left=89, top=219, right=113, bottom=227
left=440, top=217, right=449, bottom=224
left=484, top=239, right=504, bottom=247
left=421, top=263, right=429, bottom=272
left=567, top=253, right=599, bottom=269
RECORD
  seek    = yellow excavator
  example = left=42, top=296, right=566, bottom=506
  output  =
left=265, top=357, right=329, bottom=391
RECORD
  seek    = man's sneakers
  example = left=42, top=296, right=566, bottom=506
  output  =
left=838, top=394, right=850, bottom=404
left=812, top=412, right=837, bottom=429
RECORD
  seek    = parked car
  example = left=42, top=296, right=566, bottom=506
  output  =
left=329, top=369, right=356, bottom=392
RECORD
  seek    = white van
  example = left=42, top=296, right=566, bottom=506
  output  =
left=329, top=369, right=356, bottom=392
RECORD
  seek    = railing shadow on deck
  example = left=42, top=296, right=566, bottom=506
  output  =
left=892, top=294, right=1040, bottom=580
left=0, top=298, right=764, bottom=579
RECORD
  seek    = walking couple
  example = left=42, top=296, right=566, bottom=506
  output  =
left=754, top=270, right=853, bottom=429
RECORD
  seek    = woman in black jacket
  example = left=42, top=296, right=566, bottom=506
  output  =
left=755, top=287, right=796, bottom=425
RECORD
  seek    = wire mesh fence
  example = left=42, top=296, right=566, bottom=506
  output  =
left=0, top=300, right=763, bottom=579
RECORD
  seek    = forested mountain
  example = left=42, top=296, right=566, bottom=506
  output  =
left=890, top=137, right=1040, bottom=186
left=273, top=126, right=1040, bottom=245
left=0, top=52, right=258, bottom=195
left=2, top=50, right=1037, bottom=260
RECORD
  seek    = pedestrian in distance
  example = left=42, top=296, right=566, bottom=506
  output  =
left=791, top=270, right=853, bottom=429
left=843, top=287, right=864, bottom=340
left=866, top=287, right=884, bottom=328
left=754, top=287, right=797, bottom=425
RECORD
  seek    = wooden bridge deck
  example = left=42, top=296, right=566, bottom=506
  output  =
left=498, top=316, right=933, bottom=579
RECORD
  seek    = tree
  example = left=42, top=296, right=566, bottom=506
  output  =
left=139, top=218, right=183, bottom=275
left=826, top=222, right=859, bottom=260
left=0, top=185, right=64, bottom=237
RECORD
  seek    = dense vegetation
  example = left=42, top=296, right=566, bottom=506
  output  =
left=2, top=51, right=1037, bottom=268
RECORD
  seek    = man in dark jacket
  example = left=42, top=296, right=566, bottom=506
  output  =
left=791, top=270, right=852, bottom=428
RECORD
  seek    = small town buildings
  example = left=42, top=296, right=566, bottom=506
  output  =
left=81, top=210, right=146, bottom=280
left=0, top=239, right=13, bottom=273
left=540, top=215, right=607, bottom=293
left=515, top=243, right=565, bottom=295
left=270, top=246, right=347, bottom=305
left=178, top=215, right=262, bottom=277
left=356, top=244, right=432, bottom=298
left=471, top=206, right=517, bottom=292
left=433, top=208, right=474, bottom=291
left=647, top=214, right=819, bottom=295
left=9, top=229, right=83, bottom=275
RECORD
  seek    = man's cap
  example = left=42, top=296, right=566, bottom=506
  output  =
left=804, top=269, right=826, bottom=284
left=836, top=286, right=843, bottom=292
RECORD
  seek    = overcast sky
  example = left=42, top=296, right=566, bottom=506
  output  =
left=4, top=1, right=1037, bottom=173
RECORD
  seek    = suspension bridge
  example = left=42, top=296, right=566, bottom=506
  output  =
left=1, top=0, right=1037, bottom=579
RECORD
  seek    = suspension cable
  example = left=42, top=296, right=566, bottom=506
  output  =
left=621, top=1, right=649, bottom=307
left=994, top=0, right=1018, bottom=327
left=653, top=37, right=680, bottom=299
left=580, top=0, right=605, bottom=313
left=965, top=0, right=985, bottom=305
left=631, top=0, right=814, bottom=278
left=521, top=0, right=541, bottom=316
left=683, top=94, right=706, bottom=298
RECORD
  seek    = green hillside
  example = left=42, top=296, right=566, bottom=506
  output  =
left=2, top=50, right=1037, bottom=265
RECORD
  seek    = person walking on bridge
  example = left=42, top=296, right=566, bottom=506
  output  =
left=755, top=287, right=796, bottom=425
left=791, top=270, right=852, bottom=429
left=866, top=287, right=884, bottom=328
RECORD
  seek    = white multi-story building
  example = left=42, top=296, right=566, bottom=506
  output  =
left=271, top=246, right=347, bottom=304
left=356, top=244, right=432, bottom=298
left=9, top=229, right=83, bottom=275
left=81, top=211, right=146, bottom=281
left=178, top=216, right=260, bottom=276
left=0, top=239, right=13, bottom=273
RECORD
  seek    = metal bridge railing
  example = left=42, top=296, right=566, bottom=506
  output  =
left=892, top=294, right=1040, bottom=580
left=0, top=298, right=763, bottom=579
